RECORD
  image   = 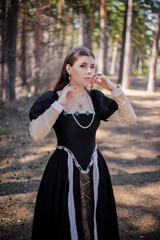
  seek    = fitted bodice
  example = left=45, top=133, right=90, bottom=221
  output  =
left=29, top=89, right=118, bottom=169
left=53, top=112, right=100, bottom=169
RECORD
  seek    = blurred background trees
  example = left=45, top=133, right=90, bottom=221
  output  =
left=0, top=0, right=160, bottom=101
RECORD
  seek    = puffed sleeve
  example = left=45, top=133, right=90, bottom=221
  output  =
left=107, top=87, right=137, bottom=124
left=29, top=91, right=64, bottom=142
left=29, top=91, right=58, bottom=120
left=90, top=89, right=118, bottom=121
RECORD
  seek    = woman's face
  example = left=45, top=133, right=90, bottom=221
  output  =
left=66, top=55, right=96, bottom=87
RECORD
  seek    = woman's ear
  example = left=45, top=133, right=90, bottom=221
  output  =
left=66, top=64, right=71, bottom=75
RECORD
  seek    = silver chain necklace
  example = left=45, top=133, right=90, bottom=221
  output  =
left=66, top=92, right=95, bottom=129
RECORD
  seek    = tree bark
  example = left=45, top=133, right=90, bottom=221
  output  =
left=118, top=0, right=128, bottom=84
left=122, top=0, right=134, bottom=89
left=85, top=0, right=95, bottom=50
left=21, top=0, right=28, bottom=86
left=98, top=0, right=107, bottom=74
left=55, top=0, right=64, bottom=57
left=0, top=0, right=6, bottom=98
left=34, top=0, right=42, bottom=94
left=5, top=0, right=19, bottom=101
left=110, top=34, right=119, bottom=75
left=79, top=7, right=85, bottom=46
left=86, top=15, right=94, bottom=50
left=147, top=4, right=160, bottom=92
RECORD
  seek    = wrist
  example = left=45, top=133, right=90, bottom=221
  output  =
left=110, top=85, right=124, bottom=97
left=107, top=82, right=118, bottom=91
left=52, top=100, right=64, bottom=112
left=57, top=98, right=65, bottom=106
left=108, top=85, right=117, bottom=91
left=104, top=76, right=117, bottom=91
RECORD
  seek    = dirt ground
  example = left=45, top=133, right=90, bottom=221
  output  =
left=0, top=76, right=160, bottom=240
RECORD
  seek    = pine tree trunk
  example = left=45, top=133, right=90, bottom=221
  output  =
left=0, top=0, right=6, bottom=98
left=98, top=0, right=107, bottom=74
left=85, top=0, right=95, bottom=50
left=55, top=0, right=64, bottom=57
left=21, top=0, right=27, bottom=86
left=138, top=19, right=145, bottom=75
left=86, top=15, right=94, bottom=50
left=79, top=8, right=85, bottom=46
left=60, top=20, right=66, bottom=57
left=5, top=0, right=19, bottom=101
left=147, top=5, right=160, bottom=92
left=122, top=0, right=134, bottom=89
left=110, top=34, right=119, bottom=75
left=34, top=0, right=42, bottom=94
left=118, top=0, right=128, bottom=84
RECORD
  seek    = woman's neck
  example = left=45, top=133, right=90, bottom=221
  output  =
left=69, top=83, right=85, bottom=95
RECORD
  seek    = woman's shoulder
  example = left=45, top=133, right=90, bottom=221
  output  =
left=89, top=88, right=118, bottom=121
left=29, top=91, right=59, bottom=120
left=89, top=89, right=109, bottom=102
left=35, top=90, right=58, bottom=103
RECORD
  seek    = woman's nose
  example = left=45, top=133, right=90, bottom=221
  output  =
left=87, top=67, right=92, bottom=74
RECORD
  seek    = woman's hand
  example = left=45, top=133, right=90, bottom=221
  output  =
left=57, top=84, right=76, bottom=106
left=91, top=73, right=117, bottom=91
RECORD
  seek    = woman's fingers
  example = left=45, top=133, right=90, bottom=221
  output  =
left=63, top=85, right=76, bottom=92
left=58, top=86, right=75, bottom=105
left=91, top=73, right=103, bottom=83
left=62, top=85, right=77, bottom=99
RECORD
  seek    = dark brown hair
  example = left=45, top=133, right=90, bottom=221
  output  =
left=54, top=47, right=95, bottom=92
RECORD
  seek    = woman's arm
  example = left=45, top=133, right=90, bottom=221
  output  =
left=107, top=88, right=137, bottom=123
left=91, top=74, right=137, bottom=124
left=29, top=84, right=76, bottom=142
left=29, top=101, right=63, bottom=142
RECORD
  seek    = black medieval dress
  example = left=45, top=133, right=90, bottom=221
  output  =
left=29, top=89, right=120, bottom=240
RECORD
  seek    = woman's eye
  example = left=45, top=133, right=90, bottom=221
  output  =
left=80, top=65, right=86, bottom=68
left=91, top=66, right=95, bottom=69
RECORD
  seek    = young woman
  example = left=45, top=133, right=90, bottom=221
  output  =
left=29, top=46, right=137, bottom=240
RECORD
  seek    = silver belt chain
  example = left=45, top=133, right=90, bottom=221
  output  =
left=56, top=144, right=98, bottom=174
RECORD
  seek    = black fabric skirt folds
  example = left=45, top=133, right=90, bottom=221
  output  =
left=31, top=149, right=119, bottom=240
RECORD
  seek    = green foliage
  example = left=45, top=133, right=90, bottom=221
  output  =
left=107, top=0, right=125, bottom=41
left=14, top=0, right=160, bottom=91
left=0, top=129, right=6, bottom=135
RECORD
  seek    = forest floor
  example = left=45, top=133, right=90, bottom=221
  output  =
left=0, top=76, right=160, bottom=240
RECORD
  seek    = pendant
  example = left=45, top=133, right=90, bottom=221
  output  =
left=79, top=103, right=83, bottom=109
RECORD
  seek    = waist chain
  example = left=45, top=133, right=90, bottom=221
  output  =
left=56, top=144, right=99, bottom=240
left=56, top=144, right=98, bottom=174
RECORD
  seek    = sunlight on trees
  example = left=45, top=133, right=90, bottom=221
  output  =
left=0, top=0, right=160, bottom=101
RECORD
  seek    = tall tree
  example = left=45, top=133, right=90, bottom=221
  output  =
left=98, top=0, right=107, bottom=74
left=79, top=7, right=85, bottom=46
left=147, top=4, right=160, bottom=92
left=122, top=0, right=134, bottom=89
left=86, top=0, right=95, bottom=50
left=110, top=34, right=119, bottom=75
left=0, top=0, right=6, bottom=98
left=34, top=0, right=42, bottom=93
left=5, top=0, right=19, bottom=101
left=55, top=0, right=64, bottom=56
left=21, top=0, right=28, bottom=86
left=118, top=0, right=128, bottom=84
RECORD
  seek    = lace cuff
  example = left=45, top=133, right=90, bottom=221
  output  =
left=110, top=85, right=124, bottom=97
left=51, top=100, right=64, bottom=113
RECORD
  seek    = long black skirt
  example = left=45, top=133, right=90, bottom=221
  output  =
left=31, top=149, right=119, bottom=240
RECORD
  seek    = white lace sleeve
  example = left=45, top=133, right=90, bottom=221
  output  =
left=107, top=88, right=137, bottom=124
left=29, top=101, right=64, bottom=141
